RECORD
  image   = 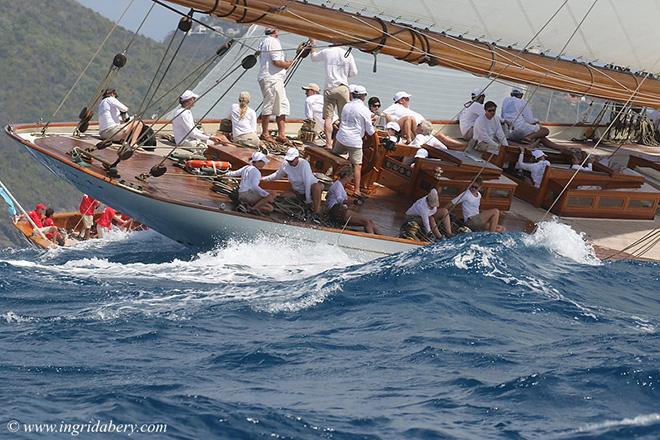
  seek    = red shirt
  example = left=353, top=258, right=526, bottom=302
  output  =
left=96, top=207, right=116, bottom=228
left=79, top=195, right=99, bottom=215
left=43, top=217, right=55, bottom=239
left=28, top=210, right=43, bottom=228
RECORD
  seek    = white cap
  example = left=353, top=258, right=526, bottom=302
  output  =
left=471, top=87, right=485, bottom=97
left=351, top=85, right=368, bottom=95
left=302, top=83, right=320, bottom=92
left=426, top=188, right=439, bottom=208
left=180, top=90, right=199, bottom=101
left=393, top=91, right=412, bottom=102
left=385, top=121, right=400, bottom=132
left=531, top=149, right=546, bottom=159
left=284, top=147, right=300, bottom=161
left=414, top=148, right=429, bottom=159
left=251, top=151, right=270, bottom=164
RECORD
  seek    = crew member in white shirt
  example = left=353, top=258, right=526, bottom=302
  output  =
left=401, top=120, right=448, bottom=165
left=97, top=88, right=144, bottom=146
left=501, top=87, right=552, bottom=144
left=262, top=147, right=323, bottom=214
left=469, top=101, right=509, bottom=155
left=569, top=150, right=593, bottom=171
left=326, top=167, right=380, bottom=234
left=516, top=149, right=551, bottom=188
left=301, top=83, right=326, bottom=138
left=333, top=85, right=376, bottom=198
left=172, top=90, right=226, bottom=151
left=224, top=151, right=275, bottom=213
left=458, top=88, right=486, bottom=141
left=229, top=91, right=260, bottom=148
left=382, top=91, right=425, bottom=143
left=438, top=177, right=505, bottom=234
left=258, top=28, right=294, bottom=144
left=404, top=188, right=444, bottom=240
left=309, top=39, right=358, bottom=149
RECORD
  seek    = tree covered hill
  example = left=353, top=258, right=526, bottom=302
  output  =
left=0, top=0, right=219, bottom=246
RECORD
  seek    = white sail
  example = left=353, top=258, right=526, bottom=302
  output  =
left=304, top=0, right=660, bottom=73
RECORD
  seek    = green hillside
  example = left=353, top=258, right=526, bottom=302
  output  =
left=0, top=0, right=218, bottom=247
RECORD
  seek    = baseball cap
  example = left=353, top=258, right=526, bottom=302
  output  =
left=351, top=85, right=368, bottom=95
left=180, top=90, right=199, bottom=101
left=426, top=188, right=439, bottom=208
left=385, top=121, right=401, bottom=132
left=414, top=148, right=429, bottom=159
left=471, top=87, right=486, bottom=97
left=532, top=149, right=547, bottom=159
left=393, top=91, right=412, bottom=102
left=35, top=203, right=46, bottom=210
left=284, top=147, right=300, bottom=161
left=251, top=151, right=270, bottom=164
left=301, top=83, right=320, bottom=92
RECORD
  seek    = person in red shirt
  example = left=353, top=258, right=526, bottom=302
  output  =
left=96, top=206, right=127, bottom=238
left=79, top=194, right=100, bottom=240
left=43, top=208, right=65, bottom=245
left=27, top=203, right=46, bottom=228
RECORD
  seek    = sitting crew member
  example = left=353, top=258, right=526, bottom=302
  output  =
left=410, top=148, right=429, bottom=168
left=469, top=101, right=509, bottom=154
left=302, top=83, right=326, bottom=138
left=225, top=151, right=275, bottom=214
left=516, top=148, right=551, bottom=188
left=173, top=90, right=226, bottom=152
left=385, top=121, right=401, bottom=143
left=404, top=188, right=444, bottom=240
left=26, top=203, right=58, bottom=238
left=309, top=39, right=358, bottom=148
left=96, top=206, right=127, bottom=238
left=458, top=88, right=486, bottom=141
left=230, top=91, right=260, bottom=148
left=326, top=167, right=380, bottom=234
left=410, top=120, right=448, bottom=150
left=97, top=88, right=144, bottom=147
left=383, top=91, right=425, bottom=143
left=43, top=208, right=65, bottom=245
left=258, top=28, right=294, bottom=144
left=570, top=150, right=593, bottom=171
left=501, top=87, right=556, bottom=148
left=369, top=97, right=387, bottom=130
left=333, top=85, right=376, bottom=198
left=438, top=177, right=505, bottom=234
left=262, top=147, right=323, bottom=215
left=79, top=194, right=100, bottom=240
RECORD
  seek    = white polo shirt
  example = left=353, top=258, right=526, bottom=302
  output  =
left=336, top=99, right=376, bottom=148
left=262, top=158, right=319, bottom=203
left=310, top=46, right=358, bottom=89
left=305, top=94, right=325, bottom=128
left=226, top=165, right=269, bottom=197
left=517, top=153, right=550, bottom=187
left=383, top=103, right=425, bottom=125
left=258, top=35, right=286, bottom=81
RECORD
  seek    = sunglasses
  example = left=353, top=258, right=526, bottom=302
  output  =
left=485, top=108, right=496, bottom=113
left=370, top=104, right=381, bottom=108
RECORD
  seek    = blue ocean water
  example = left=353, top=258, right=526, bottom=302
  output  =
left=1, top=222, right=658, bottom=439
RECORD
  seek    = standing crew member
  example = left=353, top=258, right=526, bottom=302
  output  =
left=79, top=194, right=100, bottom=240
left=258, top=28, right=294, bottom=144
left=262, top=148, right=323, bottom=215
left=459, top=88, right=486, bottom=141
left=96, top=206, right=128, bottom=238
left=309, top=39, right=358, bottom=149
left=333, top=85, right=375, bottom=198
left=225, top=151, right=276, bottom=214
left=172, top=90, right=226, bottom=152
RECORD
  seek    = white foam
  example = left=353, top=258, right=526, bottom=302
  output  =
left=523, top=220, right=600, bottom=265
left=1, top=311, right=35, bottom=324
left=577, top=413, right=660, bottom=433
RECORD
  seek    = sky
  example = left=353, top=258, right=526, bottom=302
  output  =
left=75, top=0, right=186, bottom=41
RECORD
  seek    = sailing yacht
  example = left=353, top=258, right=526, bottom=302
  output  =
left=5, top=0, right=660, bottom=260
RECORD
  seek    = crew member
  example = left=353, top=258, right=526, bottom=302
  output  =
left=459, top=88, right=486, bottom=141
left=404, top=188, right=444, bottom=240
left=438, top=177, right=505, bottom=234
left=516, top=149, right=551, bottom=187
left=302, top=83, right=326, bottom=138
left=258, top=28, right=293, bottom=144
left=230, top=91, right=260, bottom=148
left=326, top=167, right=380, bottom=234
left=173, top=90, right=226, bottom=152
left=97, top=88, right=144, bottom=146
left=333, top=85, right=375, bottom=198
left=368, top=97, right=387, bottom=130
left=43, top=208, right=65, bottom=245
left=225, top=151, right=275, bottom=213
left=262, top=148, right=323, bottom=215
left=79, top=194, right=100, bottom=240
left=382, top=91, right=425, bottom=143
left=309, top=39, right=358, bottom=148
left=470, top=101, right=509, bottom=154
left=96, top=206, right=127, bottom=238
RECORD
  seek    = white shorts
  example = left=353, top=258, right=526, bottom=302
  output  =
left=99, top=125, right=125, bottom=142
left=509, top=122, right=538, bottom=140
left=259, top=77, right=290, bottom=116
left=81, top=214, right=94, bottom=229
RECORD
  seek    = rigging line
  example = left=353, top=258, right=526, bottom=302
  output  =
left=604, top=228, right=660, bottom=260
left=123, top=2, right=156, bottom=53
left=49, top=0, right=136, bottom=121
left=634, top=231, right=660, bottom=258
left=539, top=70, right=655, bottom=224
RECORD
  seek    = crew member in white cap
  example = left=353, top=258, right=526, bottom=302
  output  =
left=258, top=28, right=293, bottom=144
left=382, top=91, right=425, bottom=143
left=262, top=147, right=323, bottom=214
left=309, top=39, right=358, bottom=148
left=326, top=167, right=381, bottom=234
left=224, top=151, right=275, bottom=213
left=501, top=87, right=553, bottom=146
left=516, top=148, right=551, bottom=187
left=172, top=90, right=226, bottom=151
left=229, top=91, right=261, bottom=148
left=97, top=88, right=145, bottom=147
left=385, top=121, right=401, bottom=143
left=410, top=148, right=429, bottom=168
left=469, top=101, right=508, bottom=155
left=458, top=88, right=486, bottom=140
left=301, top=83, right=327, bottom=138
left=404, top=188, right=444, bottom=240
left=333, top=85, right=375, bottom=198
left=438, top=176, right=505, bottom=234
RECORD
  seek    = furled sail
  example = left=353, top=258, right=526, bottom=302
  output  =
left=164, top=0, right=660, bottom=107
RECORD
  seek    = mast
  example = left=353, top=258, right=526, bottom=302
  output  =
left=165, top=0, right=660, bottom=107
